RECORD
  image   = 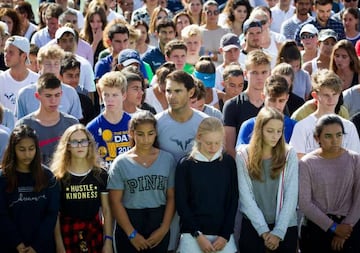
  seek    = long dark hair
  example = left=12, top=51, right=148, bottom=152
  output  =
left=1, top=125, right=48, bottom=192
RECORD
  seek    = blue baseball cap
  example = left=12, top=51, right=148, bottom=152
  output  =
left=118, top=49, right=141, bottom=66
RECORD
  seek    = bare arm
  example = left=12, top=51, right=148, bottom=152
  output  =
left=109, top=190, right=150, bottom=251
left=302, top=61, right=312, bottom=76
left=101, top=193, right=113, bottom=252
left=147, top=188, right=175, bottom=248
left=54, top=215, right=65, bottom=253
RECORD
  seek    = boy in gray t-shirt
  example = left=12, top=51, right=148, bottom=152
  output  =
left=16, top=73, right=78, bottom=166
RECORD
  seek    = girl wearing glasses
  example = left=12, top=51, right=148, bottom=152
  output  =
left=51, top=124, right=112, bottom=253
left=299, top=114, right=360, bottom=252
left=0, top=125, right=60, bottom=253
left=107, top=111, right=176, bottom=253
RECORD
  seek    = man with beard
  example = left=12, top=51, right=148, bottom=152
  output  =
left=239, top=19, right=263, bottom=71
left=280, top=0, right=313, bottom=40
left=294, top=0, right=345, bottom=46
left=142, top=18, right=176, bottom=73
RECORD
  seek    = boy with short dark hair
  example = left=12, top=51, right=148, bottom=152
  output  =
left=164, top=39, right=191, bottom=73
left=218, top=64, right=245, bottom=111
left=59, top=53, right=95, bottom=125
left=142, top=18, right=176, bottom=73
left=236, top=75, right=297, bottom=146
left=16, top=73, right=78, bottom=165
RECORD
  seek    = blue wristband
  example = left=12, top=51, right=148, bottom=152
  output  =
left=104, top=235, right=113, bottom=241
left=128, top=229, right=137, bottom=240
left=329, top=222, right=338, bottom=233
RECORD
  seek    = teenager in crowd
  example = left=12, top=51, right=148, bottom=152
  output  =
left=299, top=114, right=360, bottom=253
left=52, top=124, right=112, bottom=253
left=0, top=125, right=60, bottom=253
left=108, top=111, right=176, bottom=253
left=236, top=107, right=298, bottom=253
left=176, top=117, right=238, bottom=253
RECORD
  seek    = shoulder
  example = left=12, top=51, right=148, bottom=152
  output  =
left=155, top=110, right=169, bottom=121
left=159, top=150, right=176, bottom=166
left=86, top=114, right=102, bottom=128
left=18, top=83, right=36, bottom=96
left=109, top=152, right=129, bottom=169
left=60, top=112, right=78, bottom=123
left=16, top=113, right=35, bottom=125
left=192, top=109, right=209, bottom=121
left=61, top=83, right=78, bottom=94
left=143, top=48, right=158, bottom=58
left=42, top=166, right=58, bottom=188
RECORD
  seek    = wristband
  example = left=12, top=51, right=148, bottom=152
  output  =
left=329, top=222, right=338, bottom=233
left=128, top=229, right=137, bottom=240
left=104, top=235, right=113, bottom=241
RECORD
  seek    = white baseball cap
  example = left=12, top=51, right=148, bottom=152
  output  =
left=5, top=36, right=30, bottom=64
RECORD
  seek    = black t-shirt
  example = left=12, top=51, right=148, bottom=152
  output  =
left=287, top=92, right=305, bottom=116
left=223, top=92, right=263, bottom=138
left=78, top=93, right=96, bottom=125
left=59, top=168, right=108, bottom=219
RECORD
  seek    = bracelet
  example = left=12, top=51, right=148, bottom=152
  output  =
left=329, top=222, right=338, bottom=233
left=128, top=229, right=137, bottom=240
left=104, top=235, right=113, bottom=241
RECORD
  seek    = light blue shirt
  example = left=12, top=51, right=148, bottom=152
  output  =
left=15, top=83, right=83, bottom=120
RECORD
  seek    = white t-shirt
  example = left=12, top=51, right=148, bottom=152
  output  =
left=0, top=69, right=39, bottom=112
left=76, top=55, right=96, bottom=92
left=144, top=87, right=165, bottom=114
left=289, top=114, right=360, bottom=154
left=270, top=5, right=296, bottom=33
left=215, top=65, right=225, bottom=91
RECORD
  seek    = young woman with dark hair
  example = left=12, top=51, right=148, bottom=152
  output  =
left=0, top=124, right=59, bottom=253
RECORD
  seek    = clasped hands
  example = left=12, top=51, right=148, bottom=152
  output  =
left=262, top=232, right=280, bottom=251
left=331, top=223, right=353, bottom=251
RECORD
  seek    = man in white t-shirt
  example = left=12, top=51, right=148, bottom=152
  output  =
left=55, top=27, right=96, bottom=102
left=290, top=69, right=360, bottom=158
left=0, top=36, right=39, bottom=113
left=270, top=0, right=296, bottom=33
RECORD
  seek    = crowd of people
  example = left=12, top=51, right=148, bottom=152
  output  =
left=0, top=0, right=359, bottom=252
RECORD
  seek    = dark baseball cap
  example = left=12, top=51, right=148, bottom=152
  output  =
left=318, top=29, right=338, bottom=42
left=220, top=33, right=240, bottom=51
left=243, top=19, right=262, bottom=34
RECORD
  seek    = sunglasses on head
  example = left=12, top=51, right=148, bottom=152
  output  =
left=301, top=34, right=316, bottom=40
left=206, top=10, right=219, bottom=16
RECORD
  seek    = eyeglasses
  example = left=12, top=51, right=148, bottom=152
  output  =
left=301, top=34, right=316, bottom=40
left=68, top=139, right=90, bottom=148
left=206, top=10, right=219, bottom=16
left=344, top=0, right=357, bottom=2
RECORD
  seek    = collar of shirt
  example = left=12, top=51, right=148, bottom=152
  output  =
left=193, top=149, right=223, bottom=162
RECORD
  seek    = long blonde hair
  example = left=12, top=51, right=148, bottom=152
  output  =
left=189, top=117, right=224, bottom=160
left=50, top=124, right=102, bottom=182
left=248, top=107, right=286, bottom=180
